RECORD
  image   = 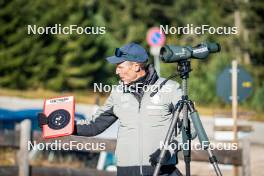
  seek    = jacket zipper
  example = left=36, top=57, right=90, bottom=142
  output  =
left=138, top=99, right=143, bottom=176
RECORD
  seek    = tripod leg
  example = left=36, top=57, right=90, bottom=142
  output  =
left=153, top=102, right=183, bottom=176
left=188, top=107, right=223, bottom=176
left=182, top=126, right=191, bottom=176
left=208, top=149, right=223, bottom=176
left=181, top=105, right=191, bottom=176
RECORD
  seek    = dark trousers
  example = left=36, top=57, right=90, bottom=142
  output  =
left=117, top=165, right=182, bottom=176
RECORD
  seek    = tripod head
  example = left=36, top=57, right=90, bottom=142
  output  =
left=177, top=60, right=192, bottom=79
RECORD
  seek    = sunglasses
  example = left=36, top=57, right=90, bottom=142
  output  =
left=115, top=48, right=142, bottom=60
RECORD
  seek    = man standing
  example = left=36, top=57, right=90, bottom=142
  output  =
left=39, top=42, right=185, bottom=176
left=75, top=42, right=186, bottom=176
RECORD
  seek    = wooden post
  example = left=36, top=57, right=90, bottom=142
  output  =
left=242, top=139, right=251, bottom=176
left=232, top=60, right=238, bottom=141
left=234, top=10, right=241, bottom=63
left=97, top=151, right=107, bottom=170
left=18, top=119, right=31, bottom=176
left=232, top=60, right=239, bottom=176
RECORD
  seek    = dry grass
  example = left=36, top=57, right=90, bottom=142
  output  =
left=0, top=148, right=96, bottom=168
left=0, top=88, right=107, bottom=105
left=0, top=148, right=16, bottom=166
left=0, top=88, right=262, bottom=121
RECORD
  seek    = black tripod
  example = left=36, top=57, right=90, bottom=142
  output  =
left=153, top=60, right=222, bottom=176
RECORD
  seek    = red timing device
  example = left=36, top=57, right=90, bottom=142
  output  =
left=42, top=95, right=75, bottom=139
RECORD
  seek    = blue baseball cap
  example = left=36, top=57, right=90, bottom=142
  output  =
left=106, top=42, right=148, bottom=64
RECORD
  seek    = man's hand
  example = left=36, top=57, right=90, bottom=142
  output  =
left=149, top=149, right=171, bottom=167
left=37, top=112, right=48, bottom=128
left=149, top=139, right=179, bottom=167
